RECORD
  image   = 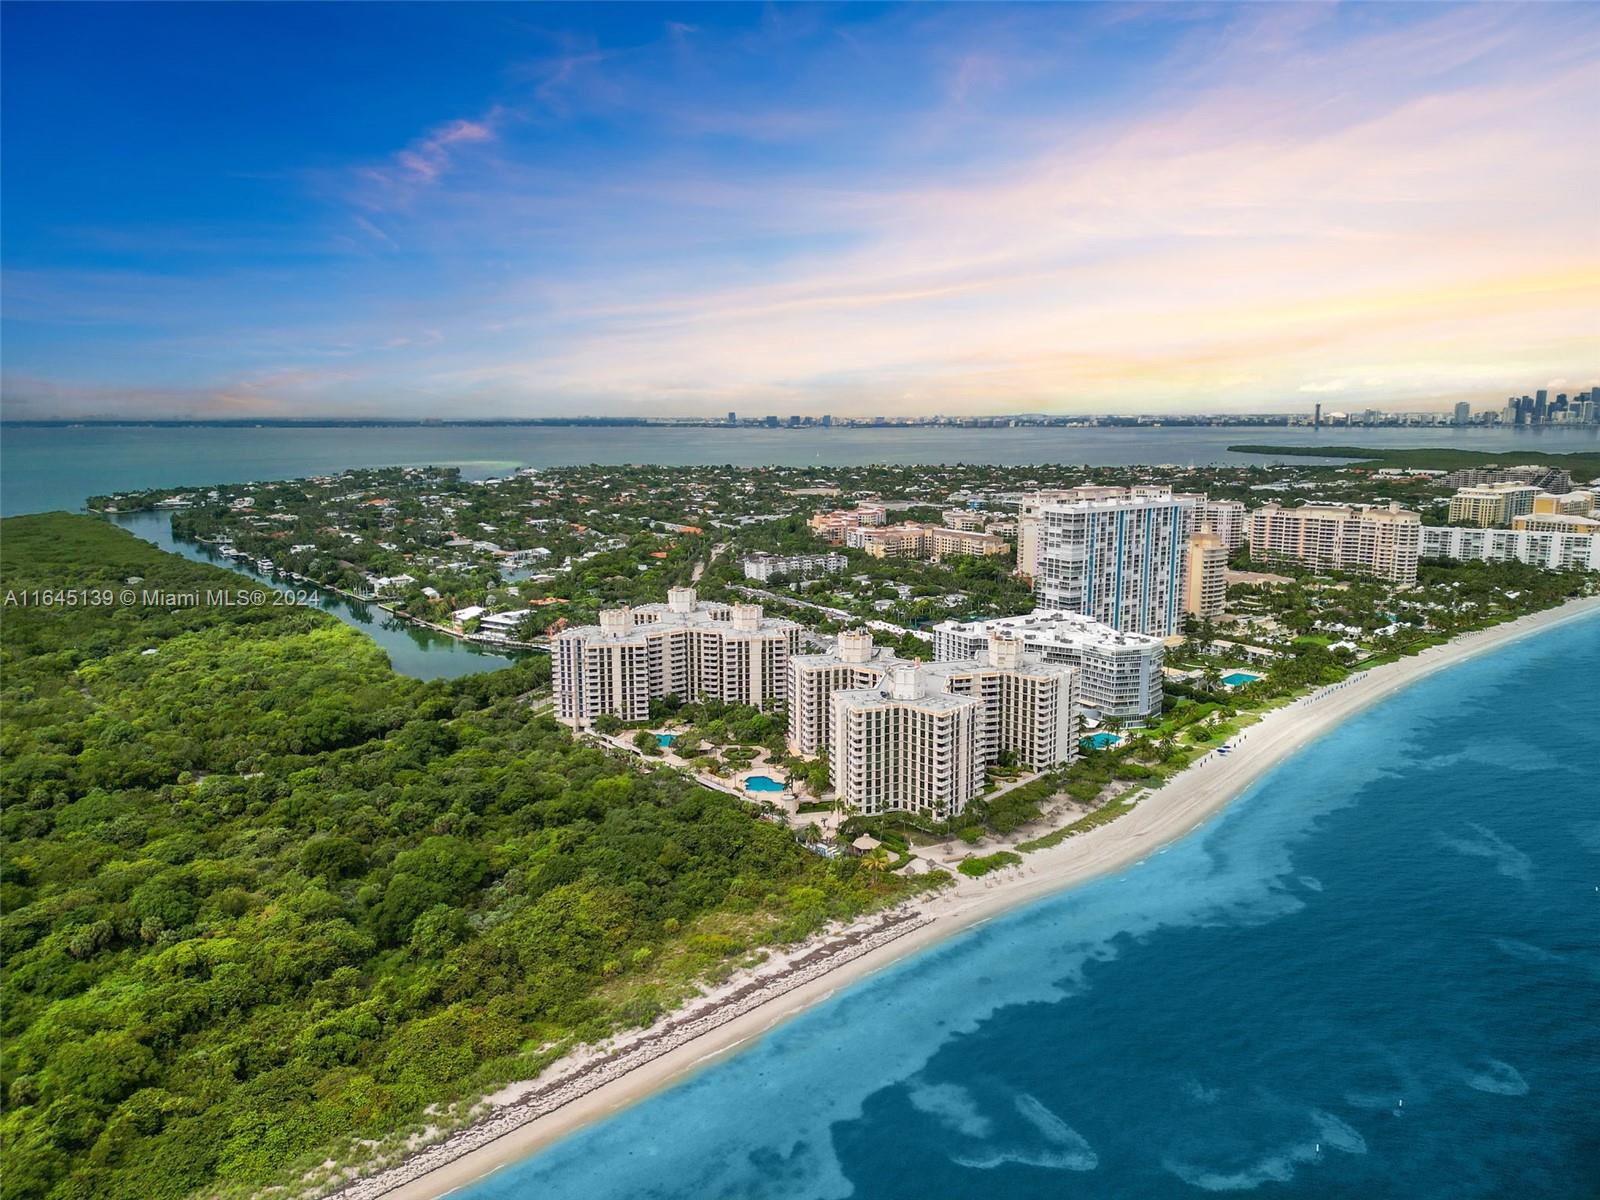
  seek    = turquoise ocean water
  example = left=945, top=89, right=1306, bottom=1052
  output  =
left=458, top=614, right=1600, bottom=1199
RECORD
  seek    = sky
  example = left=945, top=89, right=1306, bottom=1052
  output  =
left=2, top=2, right=1597, bottom=421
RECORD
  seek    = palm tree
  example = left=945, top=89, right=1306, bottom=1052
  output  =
left=862, top=847, right=892, bottom=872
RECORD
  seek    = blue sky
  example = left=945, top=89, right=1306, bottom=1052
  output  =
left=2, top=2, right=1596, bottom=419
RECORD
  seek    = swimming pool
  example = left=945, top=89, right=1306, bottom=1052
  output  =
left=1222, top=671, right=1262, bottom=687
left=744, top=774, right=787, bottom=793
left=1080, top=732, right=1122, bottom=750
left=656, top=733, right=677, bottom=747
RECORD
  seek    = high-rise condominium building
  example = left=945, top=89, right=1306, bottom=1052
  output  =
left=789, top=630, right=1077, bottom=772
left=1026, top=486, right=1195, bottom=635
left=1420, top=525, right=1600, bottom=571
left=1246, top=502, right=1421, bottom=584
left=932, top=610, right=1164, bottom=719
left=915, top=634, right=1078, bottom=771
left=554, top=587, right=800, bottom=724
left=1447, top=483, right=1542, bottom=528
left=787, top=629, right=908, bottom=755
left=831, top=667, right=984, bottom=820
left=1015, top=487, right=1127, bottom=581
left=1184, top=526, right=1228, bottom=620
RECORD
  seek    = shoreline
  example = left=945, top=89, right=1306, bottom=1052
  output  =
left=331, top=593, right=1600, bottom=1200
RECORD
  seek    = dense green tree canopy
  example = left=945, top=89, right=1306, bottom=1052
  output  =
left=1, top=515, right=915, bottom=1200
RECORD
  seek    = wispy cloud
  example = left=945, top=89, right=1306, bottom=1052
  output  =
left=6, top=3, right=1597, bottom=418
left=350, top=108, right=505, bottom=211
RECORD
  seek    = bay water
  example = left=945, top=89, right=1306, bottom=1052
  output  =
left=5, top=423, right=1597, bottom=517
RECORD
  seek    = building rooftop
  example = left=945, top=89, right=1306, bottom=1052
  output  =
left=935, top=610, right=1164, bottom=652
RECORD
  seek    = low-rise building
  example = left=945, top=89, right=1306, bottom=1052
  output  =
left=807, top=502, right=888, bottom=544
left=928, top=526, right=1011, bottom=561
left=850, top=523, right=930, bottom=558
left=942, top=508, right=990, bottom=532
left=741, top=551, right=847, bottom=582
left=846, top=522, right=1010, bottom=562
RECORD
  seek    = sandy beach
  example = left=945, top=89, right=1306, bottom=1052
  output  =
left=332, top=593, right=1600, bottom=1200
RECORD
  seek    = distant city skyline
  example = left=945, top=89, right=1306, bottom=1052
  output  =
left=2, top=2, right=1597, bottom=420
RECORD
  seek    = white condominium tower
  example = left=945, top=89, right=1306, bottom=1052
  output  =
left=1015, top=487, right=1125, bottom=581
left=933, top=610, right=1165, bottom=720
left=1247, top=502, right=1421, bottom=584
left=1025, top=486, right=1195, bottom=635
left=790, top=630, right=1078, bottom=771
left=554, top=587, right=801, bottom=724
left=787, top=629, right=908, bottom=755
left=916, top=633, right=1078, bottom=771
left=831, top=667, right=984, bottom=820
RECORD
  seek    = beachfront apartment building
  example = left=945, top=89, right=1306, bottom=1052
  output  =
left=741, top=551, right=847, bottom=582
left=1420, top=525, right=1600, bottom=571
left=1184, top=527, right=1228, bottom=620
left=1246, top=501, right=1421, bottom=584
left=932, top=610, right=1165, bottom=720
left=1026, top=486, right=1195, bottom=635
left=831, top=668, right=985, bottom=820
left=554, top=587, right=801, bottom=724
left=790, top=630, right=1077, bottom=771
left=1447, top=483, right=1542, bottom=527
left=787, top=629, right=908, bottom=755
left=915, top=634, right=1078, bottom=771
